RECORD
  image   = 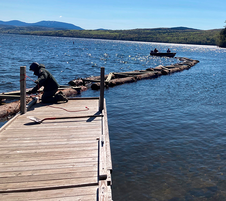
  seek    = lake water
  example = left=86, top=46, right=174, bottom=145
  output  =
left=1, top=34, right=226, bottom=200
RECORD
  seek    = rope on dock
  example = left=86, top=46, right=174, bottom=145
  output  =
left=0, top=87, right=87, bottom=120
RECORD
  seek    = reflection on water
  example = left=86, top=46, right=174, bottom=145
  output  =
left=1, top=34, right=226, bottom=200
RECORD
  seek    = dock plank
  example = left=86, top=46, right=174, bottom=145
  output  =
left=0, top=186, right=98, bottom=201
left=0, top=166, right=97, bottom=178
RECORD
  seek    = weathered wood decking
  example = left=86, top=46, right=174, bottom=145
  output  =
left=0, top=97, right=112, bottom=200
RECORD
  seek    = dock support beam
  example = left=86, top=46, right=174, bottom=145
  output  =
left=20, top=66, right=26, bottom=114
left=99, top=67, right=105, bottom=112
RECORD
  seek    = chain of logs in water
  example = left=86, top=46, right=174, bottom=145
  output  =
left=68, top=57, right=199, bottom=90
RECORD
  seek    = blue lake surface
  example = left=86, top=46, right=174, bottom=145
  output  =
left=1, top=34, right=226, bottom=200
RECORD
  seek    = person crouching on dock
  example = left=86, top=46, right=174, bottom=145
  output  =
left=27, top=62, right=68, bottom=103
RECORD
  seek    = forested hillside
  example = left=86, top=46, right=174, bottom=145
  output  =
left=0, top=25, right=222, bottom=46
left=218, top=22, right=226, bottom=47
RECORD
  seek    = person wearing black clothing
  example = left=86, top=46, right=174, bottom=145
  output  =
left=27, top=62, right=68, bottom=103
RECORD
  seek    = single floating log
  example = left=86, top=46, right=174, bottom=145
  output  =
left=0, top=86, right=87, bottom=120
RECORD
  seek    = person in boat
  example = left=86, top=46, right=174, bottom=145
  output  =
left=167, top=48, right=171, bottom=53
left=154, top=48, right=158, bottom=53
left=27, top=62, right=68, bottom=103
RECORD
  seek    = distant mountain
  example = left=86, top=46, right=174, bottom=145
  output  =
left=0, top=20, right=28, bottom=26
left=170, top=26, right=199, bottom=31
left=140, top=27, right=199, bottom=32
left=96, top=28, right=109, bottom=30
left=0, top=20, right=84, bottom=30
left=32, top=21, right=83, bottom=30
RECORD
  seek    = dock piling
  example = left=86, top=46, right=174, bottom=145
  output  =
left=20, top=66, right=26, bottom=114
left=99, top=67, right=105, bottom=112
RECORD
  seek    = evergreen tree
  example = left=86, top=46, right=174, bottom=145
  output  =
left=219, top=21, right=226, bottom=48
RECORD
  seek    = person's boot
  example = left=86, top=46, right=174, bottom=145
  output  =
left=55, top=92, right=68, bottom=102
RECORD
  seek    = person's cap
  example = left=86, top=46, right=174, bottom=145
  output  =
left=29, top=62, right=39, bottom=71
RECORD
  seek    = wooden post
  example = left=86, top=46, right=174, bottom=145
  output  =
left=20, top=66, right=26, bottom=114
left=99, top=67, right=105, bottom=112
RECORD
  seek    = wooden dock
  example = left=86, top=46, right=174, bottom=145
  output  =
left=0, top=97, right=112, bottom=200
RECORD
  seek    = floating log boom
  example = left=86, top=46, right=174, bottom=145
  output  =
left=69, top=57, right=199, bottom=90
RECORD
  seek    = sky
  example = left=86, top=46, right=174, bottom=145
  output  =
left=0, top=0, right=225, bottom=30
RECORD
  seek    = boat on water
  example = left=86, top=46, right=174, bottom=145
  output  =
left=150, top=52, right=176, bottom=57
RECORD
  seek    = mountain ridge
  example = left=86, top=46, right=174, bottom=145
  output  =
left=0, top=20, right=83, bottom=30
left=0, top=20, right=205, bottom=31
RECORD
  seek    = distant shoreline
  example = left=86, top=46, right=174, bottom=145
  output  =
left=0, top=27, right=222, bottom=46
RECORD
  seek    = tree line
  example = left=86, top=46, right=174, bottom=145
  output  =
left=0, top=25, right=225, bottom=47
left=219, top=21, right=226, bottom=47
